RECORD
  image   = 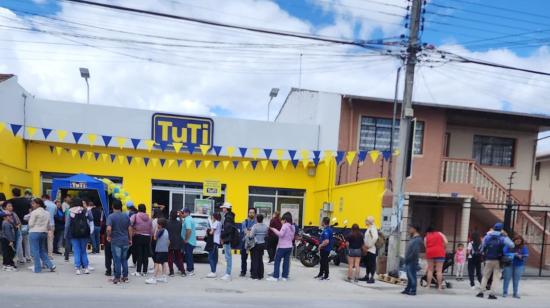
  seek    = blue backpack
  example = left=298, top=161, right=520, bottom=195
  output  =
left=483, top=235, right=504, bottom=260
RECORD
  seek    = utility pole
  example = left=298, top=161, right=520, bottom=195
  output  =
left=504, top=171, right=516, bottom=234
left=386, top=0, right=423, bottom=275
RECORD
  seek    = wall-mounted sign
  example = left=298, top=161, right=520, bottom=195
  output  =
left=152, top=113, right=214, bottom=150
left=194, top=199, right=213, bottom=215
left=203, top=180, right=222, bottom=197
left=254, top=202, right=273, bottom=220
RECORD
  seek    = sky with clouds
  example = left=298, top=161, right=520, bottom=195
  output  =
left=1, top=0, right=550, bottom=149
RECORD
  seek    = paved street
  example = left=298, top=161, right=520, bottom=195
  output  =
left=1, top=254, right=549, bottom=307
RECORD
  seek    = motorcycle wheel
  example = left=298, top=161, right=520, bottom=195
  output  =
left=300, top=252, right=320, bottom=267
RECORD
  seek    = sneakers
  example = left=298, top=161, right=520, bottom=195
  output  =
left=50, top=265, right=56, bottom=272
left=314, top=275, right=322, bottom=279
left=180, top=272, right=187, bottom=277
left=145, top=278, right=157, bottom=284
left=105, top=271, right=112, bottom=277
left=240, top=272, right=246, bottom=277
left=111, top=278, right=120, bottom=284
left=476, top=292, right=484, bottom=298
left=220, top=274, right=232, bottom=281
left=320, top=277, right=329, bottom=281
left=84, top=268, right=90, bottom=274
left=157, top=276, right=168, bottom=283
left=266, top=277, right=279, bottom=282
left=280, top=278, right=288, bottom=282
left=206, top=272, right=217, bottom=278
left=131, top=272, right=142, bottom=277
left=513, top=295, right=521, bottom=299
left=367, top=278, right=375, bottom=284
left=88, top=266, right=95, bottom=271
left=76, top=269, right=82, bottom=275
left=488, top=295, right=497, bottom=300
left=187, top=271, right=195, bottom=276
left=121, top=277, right=129, bottom=283
left=358, top=276, right=369, bottom=282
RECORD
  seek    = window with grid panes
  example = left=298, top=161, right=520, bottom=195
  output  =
left=359, top=116, right=424, bottom=154
left=473, top=135, right=515, bottom=167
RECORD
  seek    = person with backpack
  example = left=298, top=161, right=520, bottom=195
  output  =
left=424, top=226, right=448, bottom=290
left=220, top=203, right=238, bottom=281
left=240, top=208, right=256, bottom=277
left=66, top=197, right=93, bottom=275
left=359, top=216, right=379, bottom=283
left=467, top=232, right=483, bottom=289
left=502, top=235, right=528, bottom=298
left=476, top=222, right=514, bottom=300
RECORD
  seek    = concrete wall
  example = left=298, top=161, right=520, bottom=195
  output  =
left=531, top=159, right=550, bottom=205
left=276, top=89, right=342, bottom=151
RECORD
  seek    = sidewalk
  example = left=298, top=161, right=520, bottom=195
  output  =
left=0, top=253, right=548, bottom=307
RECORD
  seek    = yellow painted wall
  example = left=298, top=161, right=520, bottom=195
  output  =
left=0, top=128, right=32, bottom=197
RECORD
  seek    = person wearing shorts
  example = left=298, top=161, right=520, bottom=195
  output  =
left=146, top=218, right=169, bottom=285
left=345, top=224, right=364, bottom=282
left=424, top=226, right=448, bottom=290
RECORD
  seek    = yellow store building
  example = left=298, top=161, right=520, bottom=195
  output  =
left=0, top=74, right=384, bottom=227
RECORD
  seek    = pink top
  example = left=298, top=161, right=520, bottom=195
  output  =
left=272, top=222, right=295, bottom=249
left=130, top=212, right=152, bottom=236
left=455, top=249, right=466, bottom=264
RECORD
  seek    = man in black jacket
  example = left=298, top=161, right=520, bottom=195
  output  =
left=220, top=203, right=236, bottom=281
left=8, top=188, right=31, bottom=263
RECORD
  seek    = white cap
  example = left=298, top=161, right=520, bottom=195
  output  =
left=220, top=202, right=232, bottom=209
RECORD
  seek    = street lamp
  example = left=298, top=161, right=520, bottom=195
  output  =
left=267, top=87, right=279, bottom=121
left=79, top=67, right=90, bottom=104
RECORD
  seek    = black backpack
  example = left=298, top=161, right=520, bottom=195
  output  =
left=70, top=210, right=91, bottom=239
left=483, top=235, right=504, bottom=260
left=230, top=226, right=240, bottom=249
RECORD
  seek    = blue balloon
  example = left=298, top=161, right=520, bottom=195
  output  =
left=113, top=186, right=120, bottom=194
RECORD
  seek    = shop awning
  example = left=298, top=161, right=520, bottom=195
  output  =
left=51, top=173, right=109, bottom=218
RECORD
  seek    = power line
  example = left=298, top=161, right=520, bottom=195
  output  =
left=442, top=0, right=550, bottom=21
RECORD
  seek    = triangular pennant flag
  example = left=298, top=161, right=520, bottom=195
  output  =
left=213, top=146, right=222, bottom=156
left=313, top=157, right=320, bottom=166
left=101, top=153, right=108, bottom=162
left=323, top=150, right=334, bottom=161
left=281, top=160, right=289, bottom=170
left=56, top=130, right=67, bottom=141
left=159, top=141, right=168, bottom=152
left=251, top=148, right=260, bottom=159
left=116, top=137, right=127, bottom=149
left=134, top=157, right=142, bottom=165
left=49, top=145, right=54, bottom=153
left=102, top=135, right=112, bottom=147
left=131, top=138, right=141, bottom=150
left=263, top=149, right=272, bottom=160
left=151, top=158, right=159, bottom=167
left=232, top=161, right=239, bottom=169
left=302, top=159, right=309, bottom=168
left=143, top=157, right=150, bottom=166
left=173, top=142, right=183, bottom=153
left=213, top=160, right=220, bottom=169
left=0, top=122, right=4, bottom=133
left=369, top=150, right=380, bottom=163
left=87, top=133, right=97, bottom=146
left=42, top=128, right=52, bottom=139
left=177, top=159, right=183, bottom=167
left=117, top=155, right=125, bottom=164
left=226, top=146, right=236, bottom=157
left=78, top=150, right=85, bottom=158
left=222, top=160, right=230, bottom=170
left=187, top=144, right=196, bottom=155
left=203, top=160, right=211, bottom=168
left=239, top=147, right=248, bottom=158
left=185, top=160, right=193, bottom=168
left=127, top=156, right=133, bottom=165
left=276, top=149, right=285, bottom=160
left=72, top=132, right=83, bottom=144
left=271, top=160, right=279, bottom=169
left=288, top=150, right=297, bottom=160
left=312, top=150, right=321, bottom=159
left=86, top=152, right=93, bottom=160
left=93, top=152, right=100, bottom=161
left=300, top=150, right=309, bottom=161
left=55, top=146, right=63, bottom=155
left=335, top=151, right=345, bottom=165
left=251, top=160, right=258, bottom=170
left=144, top=140, right=155, bottom=152
left=346, top=151, right=357, bottom=165
left=291, top=159, right=299, bottom=168
left=242, top=160, right=250, bottom=170
left=260, top=160, right=269, bottom=171
left=358, top=151, right=368, bottom=162
left=195, top=160, right=202, bottom=168
left=10, top=124, right=22, bottom=136
left=167, top=159, right=175, bottom=168
left=110, top=154, right=116, bottom=162
left=26, top=127, right=37, bottom=139
left=382, top=150, right=392, bottom=161
left=200, top=145, right=210, bottom=156
left=160, top=158, right=166, bottom=167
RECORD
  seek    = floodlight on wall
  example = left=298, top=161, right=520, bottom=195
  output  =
left=79, top=67, right=90, bottom=104
left=267, top=88, right=279, bottom=121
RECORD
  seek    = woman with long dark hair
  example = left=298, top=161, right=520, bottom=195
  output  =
left=267, top=212, right=295, bottom=282
left=166, top=209, right=185, bottom=276
left=345, top=224, right=364, bottom=282
left=424, top=226, right=448, bottom=290
left=130, top=204, right=152, bottom=277
left=503, top=235, right=529, bottom=298
left=467, top=232, right=483, bottom=289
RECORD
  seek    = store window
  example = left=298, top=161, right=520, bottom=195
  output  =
left=473, top=135, right=515, bottom=167
left=152, top=180, right=225, bottom=216
left=359, top=116, right=424, bottom=154
left=248, top=186, right=305, bottom=226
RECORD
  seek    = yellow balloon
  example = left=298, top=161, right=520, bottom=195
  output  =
left=114, top=193, right=122, bottom=199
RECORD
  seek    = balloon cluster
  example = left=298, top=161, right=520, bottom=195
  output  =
left=98, top=178, right=132, bottom=212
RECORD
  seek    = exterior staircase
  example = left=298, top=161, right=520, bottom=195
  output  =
left=441, top=157, right=550, bottom=269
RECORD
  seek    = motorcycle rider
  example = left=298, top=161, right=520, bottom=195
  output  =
left=359, top=216, right=379, bottom=284
left=315, top=217, right=333, bottom=281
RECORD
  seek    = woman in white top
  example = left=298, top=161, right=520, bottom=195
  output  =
left=28, top=198, right=55, bottom=273
left=206, top=212, right=222, bottom=278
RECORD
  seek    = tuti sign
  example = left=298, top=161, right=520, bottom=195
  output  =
left=152, top=113, right=214, bottom=150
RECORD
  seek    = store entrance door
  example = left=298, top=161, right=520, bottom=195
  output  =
left=151, top=180, right=226, bottom=216
left=152, top=187, right=183, bottom=218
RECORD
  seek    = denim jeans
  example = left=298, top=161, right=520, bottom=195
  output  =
left=71, top=238, right=89, bottom=269
left=29, top=232, right=54, bottom=273
left=208, top=244, right=219, bottom=273
left=404, top=263, right=418, bottom=293
left=184, top=243, right=195, bottom=272
left=503, top=265, right=524, bottom=296
left=90, top=226, right=101, bottom=253
left=111, top=244, right=129, bottom=279
left=273, top=248, right=292, bottom=279
left=224, top=243, right=232, bottom=275
left=17, top=229, right=31, bottom=261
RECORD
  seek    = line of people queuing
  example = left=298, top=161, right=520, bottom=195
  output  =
left=401, top=222, right=529, bottom=300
